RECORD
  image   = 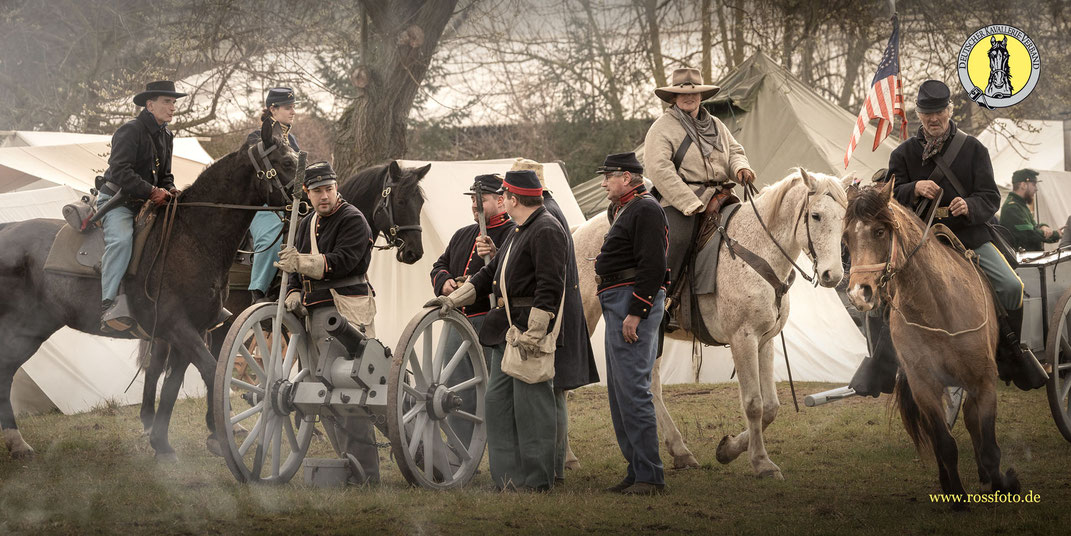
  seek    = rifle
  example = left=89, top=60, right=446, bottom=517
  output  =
left=474, top=180, right=495, bottom=310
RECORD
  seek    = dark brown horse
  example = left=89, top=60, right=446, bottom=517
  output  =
left=136, top=160, right=430, bottom=454
left=843, top=179, right=1020, bottom=506
left=0, top=121, right=297, bottom=461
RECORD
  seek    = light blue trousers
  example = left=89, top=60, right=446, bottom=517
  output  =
left=248, top=211, right=284, bottom=293
left=96, top=193, right=135, bottom=303
left=974, top=242, right=1024, bottom=311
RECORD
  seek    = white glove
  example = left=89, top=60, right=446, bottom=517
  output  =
left=423, top=281, right=477, bottom=314
left=284, top=291, right=303, bottom=312
left=274, top=246, right=325, bottom=279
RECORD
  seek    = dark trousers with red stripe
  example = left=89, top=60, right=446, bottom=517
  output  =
left=599, top=285, right=665, bottom=485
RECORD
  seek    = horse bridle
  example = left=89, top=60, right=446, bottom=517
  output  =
left=743, top=181, right=827, bottom=283
left=848, top=191, right=943, bottom=291
left=247, top=140, right=294, bottom=204
left=371, top=170, right=422, bottom=250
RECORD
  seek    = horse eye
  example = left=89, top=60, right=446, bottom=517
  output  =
left=874, top=228, right=885, bottom=238
left=811, top=213, right=821, bottom=221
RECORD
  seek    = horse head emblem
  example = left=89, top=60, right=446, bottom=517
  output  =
left=985, top=35, right=1013, bottom=98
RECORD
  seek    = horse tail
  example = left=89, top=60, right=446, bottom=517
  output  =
left=893, top=373, right=933, bottom=454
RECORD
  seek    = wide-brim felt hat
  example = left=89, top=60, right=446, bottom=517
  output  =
left=915, top=79, right=951, bottom=113
left=596, top=152, right=643, bottom=175
left=303, top=161, right=338, bottom=190
left=464, top=174, right=504, bottom=196
left=266, top=87, right=298, bottom=108
left=655, top=68, right=720, bottom=103
left=498, top=170, right=542, bottom=196
left=133, top=80, right=187, bottom=107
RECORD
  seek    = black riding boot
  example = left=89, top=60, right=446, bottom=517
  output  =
left=997, top=307, right=1048, bottom=391
left=849, top=308, right=898, bottom=397
left=663, top=207, right=698, bottom=330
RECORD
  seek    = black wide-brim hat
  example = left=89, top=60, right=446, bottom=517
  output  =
left=915, top=79, right=951, bottom=114
left=266, top=87, right=298, bottom=108
left=464, top=174, right=504, bottom=196
left=133, top=80, right=188, bottom=107
left=304, top=161, right=338, bottom=190
left=498, top=170, right=542, bottom=196
left=596, top=152, right=643, bottom=175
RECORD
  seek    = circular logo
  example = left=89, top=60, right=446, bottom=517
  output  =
left=957, top=24, right=1040, bottom=109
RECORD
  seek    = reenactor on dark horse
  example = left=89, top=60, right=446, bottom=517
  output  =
left=278, top=161, right=380, bottom=484
left=98, top=81, right=186, bottom=333
left=248, top=87, right=302, bottom=303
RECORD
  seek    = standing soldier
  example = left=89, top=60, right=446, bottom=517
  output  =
left=510, top=158, right=598, bottom=481
left=999, top=168, right=1061, bottom=252
left=98, top=81, right=186, bottom=333
left=429, top=173, right=515, bottom=442
left=426, top=169, right=569, bottom=492
left=594, top=153, right=669, bottom=495
left=277, top=161, right=380, bottom=484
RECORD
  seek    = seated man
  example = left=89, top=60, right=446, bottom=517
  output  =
left=1000, top=168, right=1061, bottom=252
left=278, top=161, right=380, bottom=484
left=98, top=81, right=186, bottom=333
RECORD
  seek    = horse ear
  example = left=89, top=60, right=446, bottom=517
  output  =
left=881, top=174, right=896, bottom=204
left=840, top=173, right=857, bottom=191
left=799, top=167, right=817, bottom=191
left=260, top=119, right=274, bottom=147
left=388, top=160, right=402, bottom=178
left=415, top=163, right=432, bottom=180
left=847, top=183, right=862, bottom=202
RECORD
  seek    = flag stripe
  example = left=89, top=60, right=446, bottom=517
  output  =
left=844, top=15, right=907, bottom=168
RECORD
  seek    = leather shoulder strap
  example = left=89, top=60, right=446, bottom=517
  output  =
left=671, top=135, right=692, bottom=172
left=931, top=131, right=968, bottom=198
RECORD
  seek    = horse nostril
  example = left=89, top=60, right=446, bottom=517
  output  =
left=821, top=270, right=832, bottom=282
left=862, top=284, right=873, bottom=302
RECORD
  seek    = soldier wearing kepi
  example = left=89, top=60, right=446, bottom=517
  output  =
left=277, top=161, right=380, bottom=484
left=429, top=173, right=515, bottom=443
left=594, top=153, right=669, bottom=495
left=248, top=87, right=302, bottom=303
left=1000, top=168, right=1061, bottom=252
left=98, top=80, right=187, bottom=333
left=426, top=169, right=569, bottom=492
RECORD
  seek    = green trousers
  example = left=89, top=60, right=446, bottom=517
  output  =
left=554, top=387, right=567, bottom=480
left=974, top=242, right=1024, bottom=311
left=486, top=344, right=557, bottom=491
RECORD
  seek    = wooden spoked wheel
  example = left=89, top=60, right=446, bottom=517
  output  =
left=1045, top=287, right=1071, bottom=443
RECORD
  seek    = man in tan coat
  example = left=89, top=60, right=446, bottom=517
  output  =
left=643, top=67, right=756, bottom=299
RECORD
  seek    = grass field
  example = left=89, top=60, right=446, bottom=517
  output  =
left=0, top=382, right=1067, bottom=535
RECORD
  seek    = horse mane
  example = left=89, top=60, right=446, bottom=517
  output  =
left=340, top=163, right=427, bottom=203
left=754, top=169, right=848, bottom=223
left=845, top=185, right=927, bottom=260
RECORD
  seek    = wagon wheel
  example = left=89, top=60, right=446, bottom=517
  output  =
left=1045, top=287, right=1071, bottom=443
left=387, top=307, right=488, bottom=489
left=213, top=302, right=315, bottom=483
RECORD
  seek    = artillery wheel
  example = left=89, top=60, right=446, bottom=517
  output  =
left=387, top=307, right=488, bottom=489
left=213, top=302, right=315, bottom=483
left=1045, top=287, right=1071, bottom=443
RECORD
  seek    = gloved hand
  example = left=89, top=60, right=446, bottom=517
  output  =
left=149, top=187, right=171, bottom=207
left=284, top=291, right=303, bottom=312
left=515, top=308, right=553, bottom=351
left=423, top=281, right=477, bottom=314
left=274, top=245, right=325, bottom=279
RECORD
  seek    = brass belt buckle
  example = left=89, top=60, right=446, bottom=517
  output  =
left=594, top=275, right=603, bottom=285
left=935, top=207, right=951, bottom=219
left=302, top=278, right=313, bottom=294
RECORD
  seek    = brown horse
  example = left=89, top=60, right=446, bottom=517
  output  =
left=843, top=179, right=1020, bottom=505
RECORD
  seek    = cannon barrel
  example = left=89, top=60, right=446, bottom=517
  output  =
left=324, top=311, right=366, bottom=356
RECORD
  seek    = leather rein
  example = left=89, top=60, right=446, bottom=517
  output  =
left=848, top=190, right=943, bottom=293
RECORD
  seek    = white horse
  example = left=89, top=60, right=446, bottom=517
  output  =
left=572, top=169, right=849, bottom=478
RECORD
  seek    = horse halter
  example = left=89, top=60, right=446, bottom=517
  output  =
left=371, top=170, right=422, bottom=250
left=848, top=226, right=902, bottom=290
left=246, top=141, right=293, bottom=204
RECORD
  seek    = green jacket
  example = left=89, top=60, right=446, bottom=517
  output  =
left=999, top=192, right=1060, bottom=252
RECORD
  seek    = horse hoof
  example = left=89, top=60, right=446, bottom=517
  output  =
left=564, top=460, right=581, bottom=471
left=1004, top=468, right=1021, bottom=495
left=715, top=435, right=735, bottom=465
left=155, top=451, right=179, bottom=464
left=673, top=453, right=700, bottom=469
left=205, top=437, right=223, bottom=457
left=757, top=469, right=784, bottom=480
left=10, top=446, right=36, bottom=461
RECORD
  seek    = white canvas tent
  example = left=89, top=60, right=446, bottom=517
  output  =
left=366, top=159, right=866, bottom=385
left=0, top=186, right=206, bottom=416
left=0, top=130, right=213, bottom=193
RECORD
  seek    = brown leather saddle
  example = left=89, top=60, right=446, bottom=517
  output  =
left=43, top=201, right=158, bottom=279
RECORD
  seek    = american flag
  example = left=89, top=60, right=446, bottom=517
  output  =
left=844, top=15, right=908, bottom=168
